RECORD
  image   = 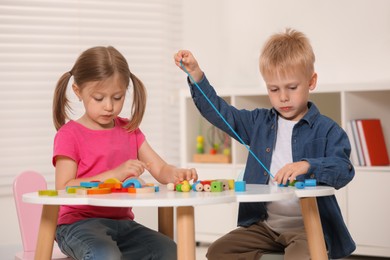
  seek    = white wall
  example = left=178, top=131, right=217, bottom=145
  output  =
left=182, top=0, right=390, bottom=90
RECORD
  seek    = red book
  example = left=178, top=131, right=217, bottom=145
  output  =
left=356, top=119, right=389, bottom=166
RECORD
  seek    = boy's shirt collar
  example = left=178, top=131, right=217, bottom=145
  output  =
left=270, top=102, right=319, bottom=128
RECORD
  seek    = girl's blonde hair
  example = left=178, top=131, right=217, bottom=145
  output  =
left=53, top=46, right=146, bottom=131
left=259, top=28, right=315, bottom=79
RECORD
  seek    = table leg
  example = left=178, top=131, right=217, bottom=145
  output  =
left=35, top=205, right=59, bottom=260
left=177, top=206, right=195, bottom=260
left=300, top=197, right=327, bottom=260
left=158, top=207, right=174, bottom=239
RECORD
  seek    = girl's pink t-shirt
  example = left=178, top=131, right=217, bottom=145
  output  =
left=53, top=117, right=145, bottom=225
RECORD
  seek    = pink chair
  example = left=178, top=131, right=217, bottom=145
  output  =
left=13, top=171, right=70, bottom=260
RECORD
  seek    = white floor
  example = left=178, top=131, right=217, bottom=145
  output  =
left=2, top=243, right=387, bottom=260
left=195, top=244, right=388, bottom=260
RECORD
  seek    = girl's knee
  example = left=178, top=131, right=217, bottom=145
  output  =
left=82, top=242, right=122, bottom=260
left=155, top=237, right=177, bottom=260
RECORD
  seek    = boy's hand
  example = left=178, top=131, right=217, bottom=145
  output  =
left=174, top=50, right=204, bottom=83
left=173, top=167, right=198, bottom=184
left=273, top=161, right=310, bottom=185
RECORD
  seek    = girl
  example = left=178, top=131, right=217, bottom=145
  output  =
left=52, top=46, right=198, bottom=260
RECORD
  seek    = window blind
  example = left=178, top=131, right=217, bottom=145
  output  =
left=0, top=0, right=182, bottom=195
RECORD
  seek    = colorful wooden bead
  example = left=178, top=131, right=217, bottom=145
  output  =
left=211, top=181, right=223, bottom=192
left=234, top=181, right=246, bottom=192
left=295, top=182, right=305, bottom=189
left=304, top=179, right=317, bottom=187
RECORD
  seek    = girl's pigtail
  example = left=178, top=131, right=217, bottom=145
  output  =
left=53, top=71, right=72, bottom=131
left=126, top=73, right=147, bottom=132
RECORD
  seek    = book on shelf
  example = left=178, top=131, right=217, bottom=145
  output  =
left=348, top=118, right=389, bottom=166
left=346, top=120, right=360, bottom=166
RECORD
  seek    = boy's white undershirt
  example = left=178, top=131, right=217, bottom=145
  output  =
left=265, top=116, right=304, bottom=234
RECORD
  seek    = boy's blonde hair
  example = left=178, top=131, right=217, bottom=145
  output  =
left=53, top=46, right=146, bottom=132
left=259, top=28, right=315, bottom=79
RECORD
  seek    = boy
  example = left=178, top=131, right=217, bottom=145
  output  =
left=174, top=28, right=355, bottom=259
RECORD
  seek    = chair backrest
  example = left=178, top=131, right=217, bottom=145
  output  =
left=13, top=171, right=47, bottom=252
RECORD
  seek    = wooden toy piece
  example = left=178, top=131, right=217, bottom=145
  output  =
left=196, top=135, right=205, bottom=154
left=201, top=180, right=212, bottom=192
left=123, top=178, right=142, bottom=188
left=167, top=183, right=175, bottom=191
left=216, top=179, right=229, bottom=190
left=192, top=181, right=204, bottom=192
left=234, top=181, right=246, bottom=192
left=209, top=148, right=217, bottom=154
left=128, top=187, right=155, bottom=193
left=66, top=186, right=84, bottom=194
left=123, top=177, right=146, bottom=186
left=104, top=178, right=121, bottom=183
left=223, top=147, right=231, bottom=156
left=228, top=179, right=235, bottom=190
left=304, top=179, right=317, bottom=187
left=99, top=182, right=122, bottom=189
left=87, top=187, right=111, bottom=195
left=181, top=183, right=191, bottom=192
left=38, top=190, right=58, bottom=196
left=279, top=179, right=294, bottom=187
left=175, top=183, right=183, bottom=192
left=111, top=188, right=129, bottom=193
left=179, top=180, right=191, bottom=192
left=80, top=181, right=100, bottom=188
left=207, top=125, right=223, bottom=155
left=57, top=190, right=67, bottom=195
left=137, top=187, right=156, bottom=193
left=144, top=183, right=160, bottom=192
left=203, top=184, right=211, bottom=192
left=288, top=180, right=297, bottom=187
left=295, top=181, right=305, bottom=189
left=76, top=189, right=88, bottom=195
left=211, top=181, right=223, bottom=192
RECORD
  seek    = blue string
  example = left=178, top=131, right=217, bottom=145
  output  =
left=180, top=60, right=274, bottom=179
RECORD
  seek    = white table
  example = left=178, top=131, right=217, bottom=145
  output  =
left=23, top=186, right=236, bottom=260
left=23, top=184, right=334, bottom=260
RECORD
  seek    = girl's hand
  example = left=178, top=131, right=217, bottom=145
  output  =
left=273, top=161, right=310, bottom=185
left=173, top=167, right=198, bottom=184
left=114, top=159, right=149, bottom=181
left=174, top=50, right=204, bottom=82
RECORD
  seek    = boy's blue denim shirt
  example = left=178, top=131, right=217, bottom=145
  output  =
left=188, top=75, right=356, bottom=259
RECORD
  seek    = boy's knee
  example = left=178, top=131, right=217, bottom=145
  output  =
left=206, top=241, right=226, bottom=259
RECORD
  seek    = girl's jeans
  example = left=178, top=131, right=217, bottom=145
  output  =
left=56, top=218, right=177, bottom=260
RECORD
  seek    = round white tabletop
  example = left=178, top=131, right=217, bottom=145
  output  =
left=23, top=184, right=335, bottom=206
left=23, top=185, right=237, bottom=207
left=235, top=184, right=294, bottom=202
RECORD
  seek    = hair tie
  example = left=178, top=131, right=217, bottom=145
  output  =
left=68, top=71, right=73, bottom=76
